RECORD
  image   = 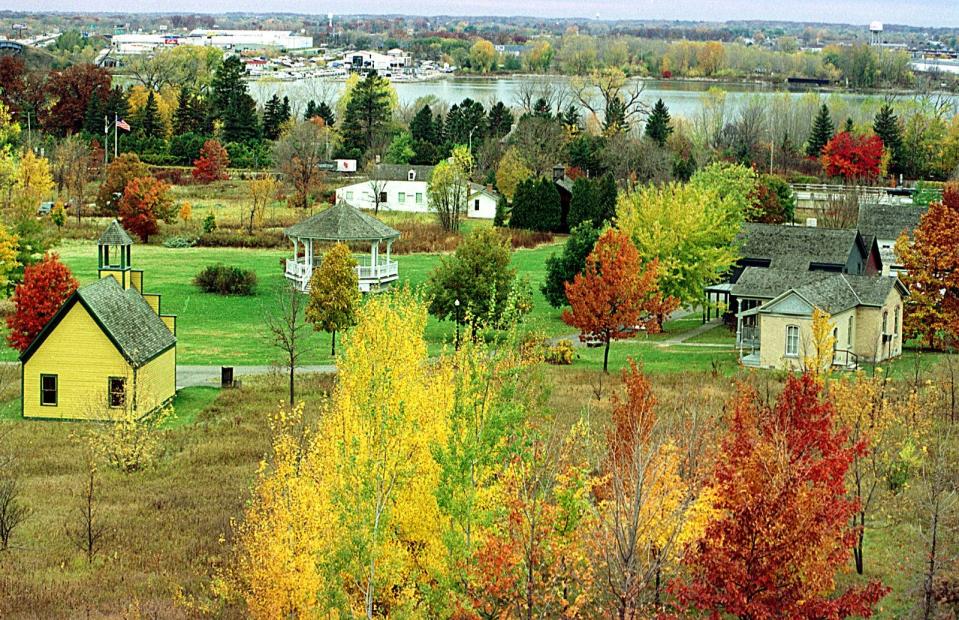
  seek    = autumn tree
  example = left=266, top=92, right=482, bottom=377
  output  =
left=305, top=243, right=360, bottom=355
left=617, top=181, right=744, bottom=308
left=562, top=229, right=678, bottom=373
left=671, top=374, right=888, bottom=619
left=265, top=283, right=310, bottom=407
left=896, top=184, right=959, bottom=349
left=96, top=153, right=150, bottom=215
left=42, top=64, right=112, bottom=136
left=6, top=253, right=78, bottom=352
left=118, top=176, right=175, bottom=242
left=0, top=224, right=19, bottom=292
left=245, top=175, right=277, bottom=234
left=821, top=132, right=884, bottom=180
left=494, top=146, right=531, bottom=203
left=191, top=139, right=230, bottom=183
left=596, top=360, right=713, bottom=617
left=273, top=119, right=331, bottom=210
left=312, top=290, right=452, bottom=616
left=53, top=135, right=92, bottom=224
left=12, top=150, right=53, bottom=214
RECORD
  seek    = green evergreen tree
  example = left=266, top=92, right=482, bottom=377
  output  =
left=644, top=98, right=673, bottom=147
left=844, top=117, right=855, bottom=134
left=304, top=99, right=318, bottom=120
left=83, top=90, right=104, bottom=136
left=806, top=103, right=835, bottom=157
left=541, top=221, right=600, bottom=308
left=595, top=173, right=618, bottom=225
left=173, top=87, right=209, bottom=135
left=568, top=177, right=598, bottom=229
left=444, top=98, right=487, bottom=150
left=211, top=55, right=248, bottom=117
left=104, top=86, right=129, bottom=123
left=873, top=104, right=903, bottom=175
left=137, top=91, right=163, bottom=140
left=487, top=101, right=514, bottom=138
left=510, top=177, right=561, bottom=232
left=316, top=101, right=335, bottom=126
left=532, top=97, right=552, bottom=119
left=561, top=104, right=582, bottom=132
left=262, top=94, right=283, bottom=140
left=410, top=104, right=439, bottom=164
left=604, top=96, right=628, bottom=134
left=340, top=70, right=393, bottom=160
left=493, top=193, right=509, bottom=227
left=223, top=93, right=261, bottom=144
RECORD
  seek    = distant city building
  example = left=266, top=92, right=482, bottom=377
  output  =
left=110, top=29, right=313, bottom=55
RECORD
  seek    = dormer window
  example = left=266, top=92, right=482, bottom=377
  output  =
left=408, top=170, right=416, bottom=181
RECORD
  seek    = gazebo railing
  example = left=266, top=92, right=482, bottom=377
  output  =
left=356, top=258, right=398, bottom=281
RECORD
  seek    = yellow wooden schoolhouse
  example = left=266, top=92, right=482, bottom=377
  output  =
left=20, top=221, right=177, bottom=420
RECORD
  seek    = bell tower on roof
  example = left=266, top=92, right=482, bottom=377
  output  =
left=97, top=220, right=140, bottom=291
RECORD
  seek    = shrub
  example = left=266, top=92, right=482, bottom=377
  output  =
left=196, top=229, right=285, bottom=249
left=202, top=213, right=217, bottom=234
left=544, top=339, right=575, bottom=365
left=163, top=235, right=197, bottom=248
left=193, top=264, right=257, bottom=296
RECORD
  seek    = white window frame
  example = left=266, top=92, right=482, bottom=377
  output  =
left=345, top=190, right=354, bottom=200
left=894, top=306, right=900, bottom=336
left=785, top=325, right=800, bottom=358
left=415, top=192, right=423, bottom=204
left=398, top=192, right=406, bottom=204
left=847, top=316, right=854, bottom=347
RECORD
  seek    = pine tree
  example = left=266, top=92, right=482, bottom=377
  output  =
left=83, top=90, right=104, bottom=136
left=304, top=99, right=318, bottom=120
left=211, top=55, right=248, bottom=117
left=844, top=117, right=855, bottom=134
left=137, top=91, right=163, bottom=140
left=173, top=87, right=194, bottom=134
left=568, top=177, right=599, bottom=230
left=487, top=101, right=514, bottom=138
left=531, top=97, right=552, bottom=118
left=596, top=173, right=618, bottom=225
left=104, top=86, right=129, bottom=124
left=604, top=96, right=628, bottom=135
left=279, top=96, right=292, bottom=125
left=223, top=93, right=261, bottom=144
left=644, top=98, right=673, bottom=147
left=510, top=177, right=561, bottom=232
left=561, top=104, right=582, bottom=133
left=262, top=94, right=282, bottom=140
left=316, top=101, right=335, bottom=126
left=807, top=104, right=835, bottom=158
left=410, top=104, right=439, bottom=164
left=340, top=70, right=393, bottom=159
left=873, top=104, right=903, bottom=175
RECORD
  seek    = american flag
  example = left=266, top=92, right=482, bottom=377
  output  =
left=115, top=118, right=131, bottom=132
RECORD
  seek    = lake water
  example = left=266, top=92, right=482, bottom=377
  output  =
left=248, top=75, right=917, bottom=120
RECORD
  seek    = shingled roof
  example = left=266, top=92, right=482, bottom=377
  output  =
left=373, top=164, right=434, bottom=182
left=737, top=223, right=865, bottom=270
left=20, top=277, right=175, bottom=366
left=857, top=203, right=926, bottom=241
left=98, top=220, right=134, bottom=246
left=754, top=272, right=906, bottom=316
left=732, top=267, right=830, bottom=300
left=284, top=201, right=400, bottom=241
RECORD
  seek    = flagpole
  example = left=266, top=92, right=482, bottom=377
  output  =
left=104, top=114, right=109, bottom=167
left=114, top=113, right=118, bottom=160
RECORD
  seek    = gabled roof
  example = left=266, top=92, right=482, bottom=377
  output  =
left=373, top=164, right=434, bottom=182
left=737, top=223, right=865, bottom=270
left=755, top=273, right=907, bottom=317
left=732, top=267, right=830, bottom=300
left=284, top=201, right=400, bottom=241
left=20, top=277, right=176, bottom=367
left=98, top=219, right=134, bottom=246
left=857, top=203, right=927, bottom=241
left=469, top=183, right=500, bottom=200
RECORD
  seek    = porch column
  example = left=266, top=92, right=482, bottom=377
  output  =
left=736, top=298, right=743, bottom=359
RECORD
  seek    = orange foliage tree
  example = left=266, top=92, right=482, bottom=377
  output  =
left=896, top=183, right=959, bottom=349
left=6, top=253, right=78, bottom=352
left=671, top=373, right=888, bottom=619
left=562, top=229, right=678, bottom=372
left=118, top=176, right=175, bottom=242
left=191, top=139, right=230, bottom=183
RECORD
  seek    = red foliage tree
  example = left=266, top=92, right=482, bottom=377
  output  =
left=42, top=64, right=112, bottom=136
left=562, top=229, right=679, bottom=372
left=118, top=176, right=174, bottom=242
left=191, top=139, right=231, bottom=183
left=671, top=373, right=888, bottom=619
left=896, top=182, right=959, bottom=348
left=821, top=132, right=884, bottom=180
left=0, top=56, right=26, bottom=115
left=6, top=254, right=79, bottom=352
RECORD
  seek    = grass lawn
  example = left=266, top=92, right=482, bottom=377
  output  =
left=686, top=323, right=738, bottom=344
left=0, top=239, right=575, bottom=366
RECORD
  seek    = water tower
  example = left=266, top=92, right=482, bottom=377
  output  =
left=869, top=21, right=884, bottom=46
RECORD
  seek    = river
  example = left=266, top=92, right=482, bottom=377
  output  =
left=247, top=75, right=954, bottom=120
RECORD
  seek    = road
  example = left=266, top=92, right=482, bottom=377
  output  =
left=176, top=364, right=336, bottom=389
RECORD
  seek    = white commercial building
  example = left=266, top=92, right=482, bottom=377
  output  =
left=335, top=165, right=499, bottom=220
left=110, top=29, right=313, bottom=55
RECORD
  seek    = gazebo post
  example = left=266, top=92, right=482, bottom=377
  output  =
left=371, top=240, right=378, bottom=272
left=386, top=239, right=392, bottom=266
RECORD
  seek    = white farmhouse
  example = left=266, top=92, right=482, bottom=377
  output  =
left=334, top=164, right=500, bottom=220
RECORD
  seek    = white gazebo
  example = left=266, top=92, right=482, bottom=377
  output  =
left=283, top=201, right=401, bottom=293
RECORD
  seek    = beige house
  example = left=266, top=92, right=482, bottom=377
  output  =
left=735, top=269, right=908, bottom=370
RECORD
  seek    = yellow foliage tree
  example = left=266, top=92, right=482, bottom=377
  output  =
left=225, top=404, right=327, bottom=619
left=178, top=201, right=192, bottom=222
left=470, top=38, right=497, bottom=73
left=0, top=223, right=19, bottom=291
left=803, top=307, right=836, bottom=379
left=13, top=150, right=54, bottom=214
left=245, top=176, right=277, bottom=234
left=495, top=146, right=532, bottom=202
left=312, top=289, right=452, bottom=617
left=126, top=84, right=178, bottom=138
left=304, top=242, right=360, bottom=355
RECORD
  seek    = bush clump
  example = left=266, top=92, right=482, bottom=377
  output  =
left=163, top=235, right=197, bottom=248
left=193, top=264, right=257, bottom=296
left=545, top=339, right=575, bottom=365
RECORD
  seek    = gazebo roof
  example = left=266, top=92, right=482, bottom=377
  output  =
left=98, top=219, right=134, bottom=246
left=284, top=201, right=400, bottom=242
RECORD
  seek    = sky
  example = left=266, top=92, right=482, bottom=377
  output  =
left=10, top=0, right=959, bottom=28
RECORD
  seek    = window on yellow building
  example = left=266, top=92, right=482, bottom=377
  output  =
left=785, top=325, right=799, bottom=357
left=40, top=374, right=57, bottom=406
left=109, top=377, right=126, bottom=408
